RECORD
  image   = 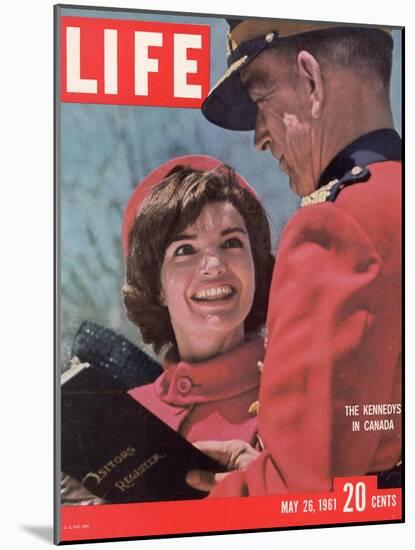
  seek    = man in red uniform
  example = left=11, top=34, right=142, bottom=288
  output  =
left=187, top=19, right=402, bottom=495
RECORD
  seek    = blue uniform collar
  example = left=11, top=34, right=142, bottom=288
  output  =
left=319, top=129, right=402, bottom=188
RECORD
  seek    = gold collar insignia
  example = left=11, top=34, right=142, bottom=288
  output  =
left=300, top=179, right=339, bottom=207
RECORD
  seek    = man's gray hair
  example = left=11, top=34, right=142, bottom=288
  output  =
left=275, top=27, right=393, bottom=89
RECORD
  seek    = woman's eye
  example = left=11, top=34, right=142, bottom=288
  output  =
left=222, top=237, right=243, bottom=249
left=174, top=243, right=196, bottom=256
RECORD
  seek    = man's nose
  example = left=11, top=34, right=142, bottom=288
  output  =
left=199, top=250, right=225, bottom=277
left=254, top=111, right=271, bottom=152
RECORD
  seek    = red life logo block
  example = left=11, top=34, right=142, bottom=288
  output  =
left=60, top=16, right=210, bottom=108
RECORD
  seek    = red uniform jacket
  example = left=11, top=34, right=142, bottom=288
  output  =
left=128, top=337, right=264, bottom=445
left=211, top=133, right=402, bottom=497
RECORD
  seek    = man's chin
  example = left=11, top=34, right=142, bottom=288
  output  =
left=287, top=173, right=313, bottom=198
left=279, top=159, right=297, bottom=187
left=286, top=172, right=300, bottom=196
left=275, top=159, right=309, bottom=198
left=278, top=156, right=288, bottom=174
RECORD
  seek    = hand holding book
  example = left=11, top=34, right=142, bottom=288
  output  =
left=186, top=440, right=260, bottom=493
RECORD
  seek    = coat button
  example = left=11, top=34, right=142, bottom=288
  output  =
left=176, top=376, right=193, bottom=395
left=351, top=165, right=363, bottom=176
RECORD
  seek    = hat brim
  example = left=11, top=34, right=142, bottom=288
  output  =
left=202, top=56, right=259, bottom=132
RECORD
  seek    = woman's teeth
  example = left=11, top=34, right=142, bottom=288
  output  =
left=193, top=285, right=234, bottom=301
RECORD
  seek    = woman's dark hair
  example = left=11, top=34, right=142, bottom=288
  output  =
left=123, top=165, right=274, bottom=355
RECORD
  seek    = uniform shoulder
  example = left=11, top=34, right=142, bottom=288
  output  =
left=335, top=160, right=402, bottom=213
left=300, top=160, right=401, bottom=209
left=332, top=160, right=401, bottom=205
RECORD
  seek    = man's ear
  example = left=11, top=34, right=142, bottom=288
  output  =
left=297, top=50, right=324, bottom=119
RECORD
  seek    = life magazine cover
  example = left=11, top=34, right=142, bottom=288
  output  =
left=54, top=3, right=403, bottom=544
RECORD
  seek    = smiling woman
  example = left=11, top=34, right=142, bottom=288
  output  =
left=160, top=201, right=255, bottom=363
left=122, top=155, right=274, bottom=446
